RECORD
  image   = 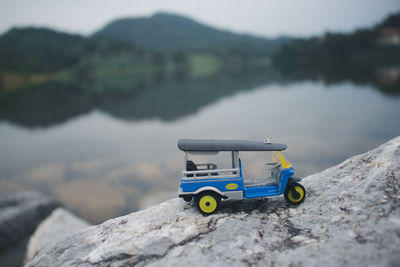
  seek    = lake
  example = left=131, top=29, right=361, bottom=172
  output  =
left=0, top=75, right=399, bottom=223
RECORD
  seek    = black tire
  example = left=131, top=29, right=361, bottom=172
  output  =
left=284, top=182, right=306, bottom=204
left=195, top=191, right=221, bottom=215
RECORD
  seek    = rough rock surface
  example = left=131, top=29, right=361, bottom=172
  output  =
left=25, top=208, right=90, bottom=263
left=27, top=137, right=400, bottom=267
left=0, top=191, right=59, bottom=252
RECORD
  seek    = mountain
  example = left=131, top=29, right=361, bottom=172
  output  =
left=0, top=12, right=290, bottom=76
left=93, top=12, right=289, bottom=54
left=0, top=27, right=87, bottom=72
left=273, top=12, right=400, bottom=94
left=379, top=12, right=400, bottom=28
left=274, top=12, right=400, bottom=69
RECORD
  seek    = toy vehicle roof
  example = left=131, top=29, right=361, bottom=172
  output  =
left=178, top=139, right=287, bottom=152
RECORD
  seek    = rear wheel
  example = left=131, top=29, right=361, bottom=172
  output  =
left=284, top=183, right=306, bottom=204
left=195, top=192, right=220, bottom=215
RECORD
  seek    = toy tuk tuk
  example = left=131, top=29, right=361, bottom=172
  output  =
left=177, top=139, right=306, bottom=214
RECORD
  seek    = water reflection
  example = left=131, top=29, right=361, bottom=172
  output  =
left=0, top=79, right=399, bottom=223
left=1, top=63, right=399, bottom=130
left=0, top=68, right=284, bottom=128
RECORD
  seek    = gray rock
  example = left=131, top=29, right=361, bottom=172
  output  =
left=0, top=191, right=59, bottom=252
left=25, top=207, right=90, bottom=263
left=26, top=137, right=400, bottom=267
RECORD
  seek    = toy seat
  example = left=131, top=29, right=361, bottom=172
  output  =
left=186, top=160, right=197, bottom=171
left=186, top=160, right=197, bottom=177
left=186, top=160, right=218, bottom=177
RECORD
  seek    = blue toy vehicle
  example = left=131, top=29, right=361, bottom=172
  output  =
left=177, top=139, right=306, bottom=214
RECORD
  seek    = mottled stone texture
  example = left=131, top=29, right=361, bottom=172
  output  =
left=26, top=137, right=400, bottom=267
left=25, top=208, right=90, bottom=263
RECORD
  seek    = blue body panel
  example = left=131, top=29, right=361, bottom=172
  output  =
left=244, top=185, right=279, bottom=198
left=180, top=177, right=244, bottom=193
left=179, top=162, right=295, bottom=199
left=180, top=158, right=244, bottom=194
left=243, top=167, right=294, bottom=198
left=278, top=167, right=294, bottom=194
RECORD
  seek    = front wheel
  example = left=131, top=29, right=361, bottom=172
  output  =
left=195, top=192, right=220, bottom=215
left=284, top=182, right=306, bottom=204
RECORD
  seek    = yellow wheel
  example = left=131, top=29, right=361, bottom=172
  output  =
left=284, top=183, right=306, bottom=204
left=195, top=192, right=220, bottom=214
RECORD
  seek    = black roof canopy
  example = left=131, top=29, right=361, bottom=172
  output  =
left=178, top=139, right=287, bottom=152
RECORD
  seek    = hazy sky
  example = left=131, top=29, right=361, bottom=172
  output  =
left=0, top=0, right=399, bottom=37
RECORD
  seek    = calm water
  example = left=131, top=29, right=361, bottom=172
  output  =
left=0, top=80, right=399, bottom=223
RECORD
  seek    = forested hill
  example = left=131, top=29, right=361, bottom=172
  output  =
left=0, top=26, right=154, bottom=74
left=272, top=12, right=400, bottom=94
left=0, top=28, right=87, bottom=72
left=93, top=12, right=289, bottom=53
left=0, top=12, right=291, bottom=74
left=273, top=12, right=400, bottom=72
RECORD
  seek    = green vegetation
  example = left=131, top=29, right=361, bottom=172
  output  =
left=0, top=27, right=86, bottom=72
left=93, top=12, right=289, bottom=54
left=0, top=13, right=284, bottom=92
left=0, top=11, right=287, bottom=128
left=273, top=13, right=400, bottom=94
left=1, top=11, right=399, bottom=128
left=189, top=54, right=221, bottom=79
left=0, top=68, right=284, bottom=127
